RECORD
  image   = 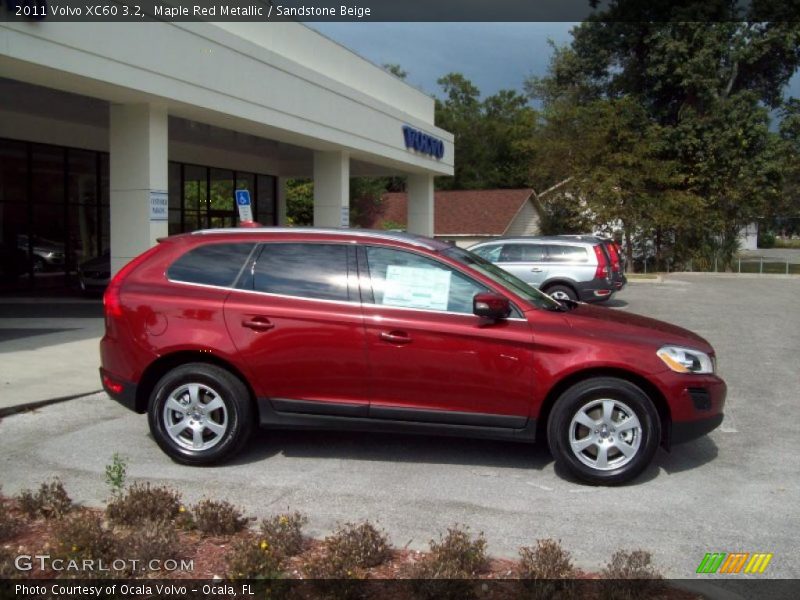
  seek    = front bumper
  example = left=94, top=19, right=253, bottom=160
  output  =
left=657, top=373, right=727, bottom=446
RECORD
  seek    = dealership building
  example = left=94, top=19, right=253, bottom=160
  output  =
left=0, top=19, right=454, bottom=288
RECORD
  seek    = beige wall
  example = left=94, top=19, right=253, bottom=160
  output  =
left=504, top=198, right=542, bottom=237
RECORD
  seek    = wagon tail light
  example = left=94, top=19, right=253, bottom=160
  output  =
left=103, top=245, right=162, bottom=329
left=606, top=243, right=621, bottom=273
left=593, top=245, right=609, bottom=279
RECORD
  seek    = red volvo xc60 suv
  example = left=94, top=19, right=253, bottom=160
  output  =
left=100, top=228, right=725, bottom=484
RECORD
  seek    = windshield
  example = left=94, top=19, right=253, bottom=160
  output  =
left=442, top=246, right=563, bottom=311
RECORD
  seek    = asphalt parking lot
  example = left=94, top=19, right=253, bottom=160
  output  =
left=0, top=274, right=798, bottom=578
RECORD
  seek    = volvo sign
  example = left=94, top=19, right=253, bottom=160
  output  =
left=402, top=125, right=445, bottom=160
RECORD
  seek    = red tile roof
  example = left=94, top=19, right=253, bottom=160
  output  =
left=364, top=189, right=535, bottom=236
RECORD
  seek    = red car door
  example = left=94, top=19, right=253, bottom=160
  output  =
left=223, top=242, right=370, bottom=415
left=358, top=245, right=535, bottom=427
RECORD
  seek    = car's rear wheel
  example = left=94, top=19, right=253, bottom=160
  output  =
left=544, top=284, right=577, bottom=302
left=547, top=377, right=660, bottom=485
left=148, top=363, right=254, bottom=465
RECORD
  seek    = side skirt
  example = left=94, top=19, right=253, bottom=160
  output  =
left=257, top=398, right=537, bottom=443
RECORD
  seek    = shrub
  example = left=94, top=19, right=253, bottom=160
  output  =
left=419, top=525, right=488, bottom=577
left=519, top=538, right=575, bottom=579
left=303, top=521, right=390, bottom=581
left=519, top=539, right=576, bottom=599
left=106, top=482, right=181, bottom=526
left=601, top=549, right=662, bottom=600
left=323, top=521, right=391, bottom=569
left=119, top=519, right=180, bottom=575
left=0, top=546, right=17, bottom=579
left=259, top=512, right=308, bottom=558
left=193, top=499, right=249, bottom=536
left=17, top=479, right=72, bottom=520
left=0, top=492, right=21, bottom=542
left=54, top=511, right=118, bottom=562
left=226, top=537, right=284, bottom=579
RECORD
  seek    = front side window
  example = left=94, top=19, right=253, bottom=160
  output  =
left=168, top=243, right=255, bottom=287
left=252, top=243, right=349, bottom=302
left=471, top=244, right=502, bottom=262
left=364, top=246, right=487, bottom=314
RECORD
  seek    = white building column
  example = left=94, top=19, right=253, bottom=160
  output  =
left=276, top=176, right=289, bottom=226
left=313, top=151, right=349, bottom=228
left=407, top=173, right=435, bottom=237
left=109, top=104, right=168, bottom=275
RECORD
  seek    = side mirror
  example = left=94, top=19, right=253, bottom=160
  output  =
left=473, top=292, right=511, bottom=320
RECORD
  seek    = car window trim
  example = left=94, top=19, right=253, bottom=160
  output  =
left=359, top=243, right=525, bottom=320
left=248, top=240, right=353, bottom=303
left=165, top=241, right=258, bottom=288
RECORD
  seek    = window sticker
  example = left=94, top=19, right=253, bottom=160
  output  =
left=383, top=265, right=451, bottom=311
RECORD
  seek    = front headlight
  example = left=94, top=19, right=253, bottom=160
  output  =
left=657, top=345, right=715, bottom=374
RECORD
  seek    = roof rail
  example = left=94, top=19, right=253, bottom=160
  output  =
left=190, top=227, right=444, bottom=250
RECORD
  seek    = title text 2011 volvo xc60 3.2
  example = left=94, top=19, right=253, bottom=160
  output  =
left=100, top=228, right=725, bottom=485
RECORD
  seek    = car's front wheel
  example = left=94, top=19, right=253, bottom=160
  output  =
left=148, top=363, right=254, bottom=465
left=547, top=377, right=660, bottom=485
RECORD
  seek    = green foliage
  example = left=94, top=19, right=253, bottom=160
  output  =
left=17, top=479, right=72, bottom=520
left=524, top=16, right=800, bottom=270
left=435, top=73, right=537, bottom=190
left=192, top=499, right=249, bottom=536
left=0, top=491, right=21, bottom=542
left=259, top=512, right=308, bottom=558
left=285, top=179, right=314, bottom=226
left=106, top=482, right=181, bottom=527
left=382, top=63, right=408, bottom=80
left=104, top=453, right=128, bottom=497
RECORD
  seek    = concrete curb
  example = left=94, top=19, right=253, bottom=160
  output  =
left=0, top=390, right=103, bottom=418
left=626, top=275, right=663, bottom=283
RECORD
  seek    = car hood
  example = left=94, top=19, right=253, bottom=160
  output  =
left=561, top=303, right=713, bottom=352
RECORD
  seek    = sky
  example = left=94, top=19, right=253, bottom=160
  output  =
left=310, top=22, right=800, bottom=106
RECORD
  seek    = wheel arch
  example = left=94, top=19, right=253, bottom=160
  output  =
left=536, top=367, right=672, bottom=448
left=134, top=351, right=256, bottom=414
left=541, top=279, right=579, bottom=295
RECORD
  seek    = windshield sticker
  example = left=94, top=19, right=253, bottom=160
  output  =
left=383, top=266, right=451, bottom=311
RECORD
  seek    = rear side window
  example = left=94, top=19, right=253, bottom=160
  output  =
left=546, top=245, right=589, bottom=262
left=252, top=243, right=349, bottom=302
left=168, top=243, right=255, bottom=287
left=499, top=244, right=547, bottom=262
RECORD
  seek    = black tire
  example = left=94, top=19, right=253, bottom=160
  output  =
left=148, top=363, right=254, bottom=465
left=547, top=377, right=660, bottom=485
left=544, top=284, right=577, bottom=302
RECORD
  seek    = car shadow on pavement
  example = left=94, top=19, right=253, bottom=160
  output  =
left=655, top=436, right=719, bottom=474
left=230, top=429, right=554, bottom=470
left=603, top=298, right=629, bottom=308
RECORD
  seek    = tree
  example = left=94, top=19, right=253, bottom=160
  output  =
left=435, top=73, right=538, bottom=190
left=382, top=63, right=408, bottom=80
left=526, top=9, right=800, bottom=269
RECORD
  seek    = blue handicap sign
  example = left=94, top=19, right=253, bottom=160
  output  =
left=235, top=190, right=251, bottom=206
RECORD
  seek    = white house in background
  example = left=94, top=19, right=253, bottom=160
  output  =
left=738, top=222, right=759, bottom=250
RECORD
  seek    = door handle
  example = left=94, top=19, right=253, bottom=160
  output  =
left=379, top=331, right=412, bottom=344
left=531, top=267, right=543, bottom=272
left=242, top=317, right=275, bottom=331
